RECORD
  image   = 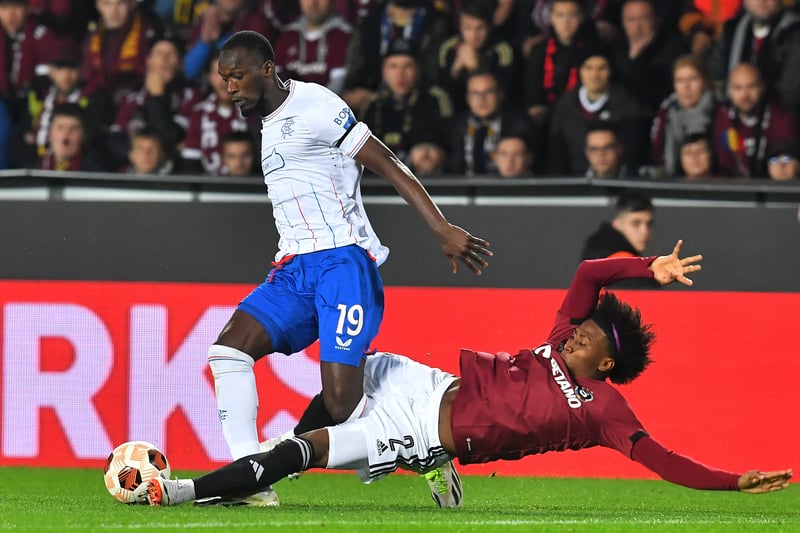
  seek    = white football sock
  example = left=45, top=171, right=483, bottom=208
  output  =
left=208, top=345, right=260, bottom=460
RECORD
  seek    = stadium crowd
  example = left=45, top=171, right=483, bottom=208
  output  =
left=1, top=0, right=799, bottom=180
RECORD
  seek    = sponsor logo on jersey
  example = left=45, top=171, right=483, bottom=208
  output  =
left=533, top=344, right=583, bottom=409
left=334, top=107, right=355, bottom=130
left=262, top=147, right=285, bottom=175
left=335, top=336, right=352, bottom=350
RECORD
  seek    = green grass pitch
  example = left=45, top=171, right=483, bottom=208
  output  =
left=1, top=467, right=797, bottom=532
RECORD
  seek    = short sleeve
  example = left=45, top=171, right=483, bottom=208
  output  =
left=303, top=85, right=372, bottom=157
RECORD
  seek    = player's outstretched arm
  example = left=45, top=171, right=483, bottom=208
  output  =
left=354, top=135, right=492, bottom=275
left=648, top=239, right=703, bottom=286
left=738, top=469, right=793, bottom=493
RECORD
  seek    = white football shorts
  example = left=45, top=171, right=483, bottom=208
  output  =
left=326, top=352, right=457, bottom=483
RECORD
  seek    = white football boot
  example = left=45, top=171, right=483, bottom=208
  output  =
left=423, top=460, right=463, bottom=508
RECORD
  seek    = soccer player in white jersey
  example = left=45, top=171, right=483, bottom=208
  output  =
left=202, top=30, right=492, bottom=507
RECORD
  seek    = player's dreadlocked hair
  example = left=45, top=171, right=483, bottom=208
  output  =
left=221, top=30, right=275, bottom=64
left=590, top=292, right=655, bottom=385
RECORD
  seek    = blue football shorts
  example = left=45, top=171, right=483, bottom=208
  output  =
left=238, top=244, right=385, bottom=367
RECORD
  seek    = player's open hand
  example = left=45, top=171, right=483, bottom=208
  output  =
left=648, top=239, right=702, bottom=286
left=437, top=224, right=492, bottom=275
left=738, top=469, right=792, bottom=493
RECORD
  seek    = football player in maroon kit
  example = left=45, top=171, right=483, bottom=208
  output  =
left=143, top=240, right=792, bottom=507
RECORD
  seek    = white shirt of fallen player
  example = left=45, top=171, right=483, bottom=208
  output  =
left=260, top=79, right=389, bottom=265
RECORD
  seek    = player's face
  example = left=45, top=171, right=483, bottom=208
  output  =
left=612, top=210, right=654, bottom=253
left=96, top=0, right=133, bottom=30
left=673, top=66, right=705, bottom=109
left=0, top=3, right=27, bottom=34
left=561, top=320, right=615, bottom=379
left=218, top=49, right=271, bottom=117
left=728, top=67, right=763, bottom=115
left=460, top=13, right=489, bottom=49
left=579, top=57, right=611, bottom=94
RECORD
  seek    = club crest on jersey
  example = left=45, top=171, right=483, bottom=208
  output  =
left=262, top=147, right=285, bottom=175
left=575, top=386, right=594, bottom=402
left=280, top=117, right=295, bottom=138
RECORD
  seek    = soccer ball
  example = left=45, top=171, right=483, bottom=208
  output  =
left=103, top=441, right=171, bottom=504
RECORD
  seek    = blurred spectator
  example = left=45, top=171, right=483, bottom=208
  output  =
left=494, top=134, right=534, bottom=178
left=678, top=0, right=743, bottom=58
left=408, top=141, right=445, bottom=176
left=30, top=0, right=96, bottom=42
left=125, top=127, right=173, bottom=174
left=220, top=129, right=256, bottom=176
left=342, top=0, right=452, bottom=114
left=679, top=132, right=716, bottom=179
left=448, top=70, right=534, bottom=176
left=547, top=49, right=644, bottom=175
left=183, top=0, right=273, bottom=81
left=180, top=55, right=255, bottom=174
left=712, top=62, right=797, bottom=177
left=360, top=38, right=453, bottom=166
left=585, top=121, right=627, bottom=178
left=516, top=0, right=612, bottom=54
left=15, top=41, right=113, bottom=168
left=261, top=0, right=301, bottom=33
left=766, top=140, right=799, bottom=180
left=153, top=0, right=210, bottom=41
left=524, top=0, right=597, bottom=126
left=0, top=97, right=9, bottom=168
left=581, top=191, right=654, bottom=259
left=0, top=0, right=60, bottom=106
left=613, top=0, right=688, bottom=115
left=709, top=0, right=800, bottom=121
left=437, top=0, right=516, bottom=112
left=108, top=35, right=194, bottom=169
left=273, top=0, right=352, bottom=94
left=651, top=55, right=717, bottom=176
left=82, top=0, right=163, bottom=103
left=38, top=102, right=112, bottom=170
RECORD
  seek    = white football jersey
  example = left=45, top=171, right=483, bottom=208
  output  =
left=260, top=80, right=389, bottom=265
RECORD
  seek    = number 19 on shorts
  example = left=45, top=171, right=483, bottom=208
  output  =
left=336, top=304, right=364, bottom=336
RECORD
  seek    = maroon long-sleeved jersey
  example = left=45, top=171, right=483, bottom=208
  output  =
left=450, top=256, right=741, bottom=490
